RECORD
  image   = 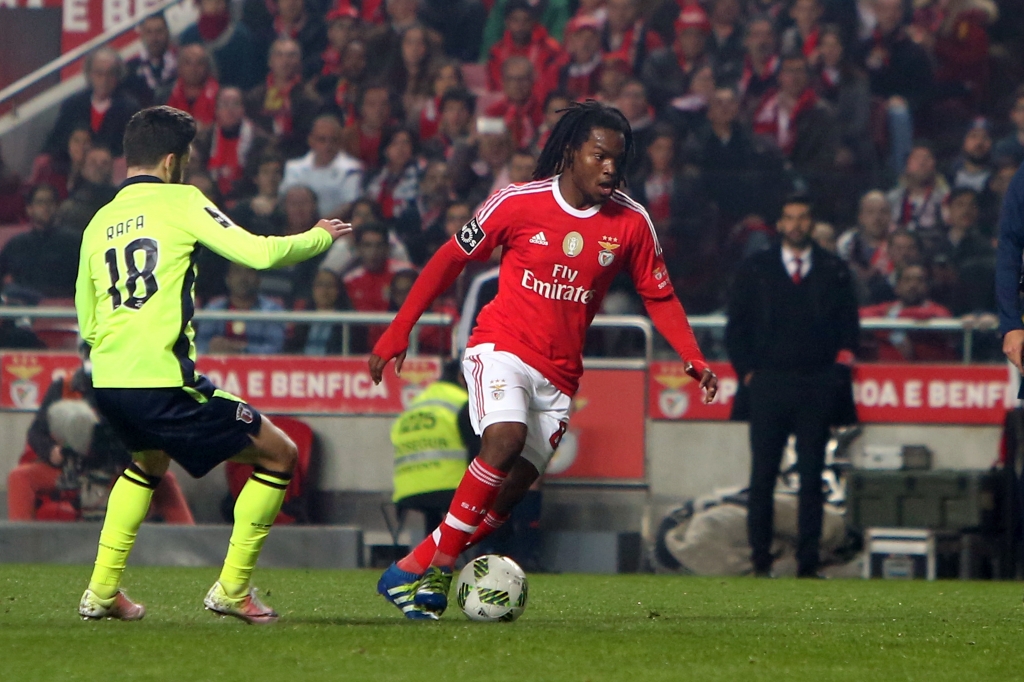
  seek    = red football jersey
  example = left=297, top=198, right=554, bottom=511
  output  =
left=451, top=177, right=674, bottom=395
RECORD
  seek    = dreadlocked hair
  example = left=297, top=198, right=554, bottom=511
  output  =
left=533, top=100, right=634, bottom=188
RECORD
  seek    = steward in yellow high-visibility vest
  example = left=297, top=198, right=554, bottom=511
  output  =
left=391, top=361, right=470, bottom=531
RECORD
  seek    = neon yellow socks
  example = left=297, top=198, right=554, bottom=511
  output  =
left=218, top=468, right=291, bottom=598
left=88, top=465, right=159, bottom=600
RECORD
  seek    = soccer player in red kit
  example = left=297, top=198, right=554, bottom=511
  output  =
left=371, top=101, right=718, bottom=619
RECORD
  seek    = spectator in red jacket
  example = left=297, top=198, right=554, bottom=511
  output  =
left=387, top=268, right=459, bottom=355
left=912, top=0, right=996, bottom=108
left=29, top=125, right=92, bottom=201
left=641, top=4, right=713, bottom=110
left=707, top=0, right=745, bottom=74
left=320, top=3, right=361, bottom=79
left=244, top=37, right=323, bottom=159
left=486, top=0, right=564, bottom=93
left=486, top=56, right=545, bottom=151
left=343, top=85, right=395, bottom=172
left=736, top=16, right=779, bottom=107
left=419, top=59, right=465, bottom=142
left=193, top=87, right=273, bottom=200
left=534, top=90, right=572, bottom=153
left=272, top=0, right=329, bottom=79
left=556, top=15, right=605, bottom=100
left=165, top=44, right=219, bottom=129
left=427, top=87, right=475, bottom=160
left=602, top=0, right=662, bottom=76
left=860, top=263, right=957, bottom=361
left=343, top=222, right=414, bottom=313
left=780, top=0, right=824, bottom=67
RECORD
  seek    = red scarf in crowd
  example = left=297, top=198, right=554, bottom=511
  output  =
left=208, top=119, right=255, bottom=198
left=90, top=99, right=111, bottom=133
left=488, top=24, right=562, bottom=90
left=321, top=46, right=342, bottom=75
left=274, top=13, right=306, bottom=39
left=739, top=54, right=778, bottom=95
left=165, top=77, right=219, bottom=126
left=334, top=79, right=357, bottom=120
left=419, top=96, right=441, bottom=141
left=606, top=22, right=661, bottom=70
left=197, top=12, right=230, bottom=41
left=800, top=27, right=820, bottom=58
left=753, top=87, right=818, bottom=155
left=262, top=75, right=299, bottom=135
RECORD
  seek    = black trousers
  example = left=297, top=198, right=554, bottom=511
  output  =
left=397, top=490, right=456, bottom=536
left=747, top=369, right=835, bottom=573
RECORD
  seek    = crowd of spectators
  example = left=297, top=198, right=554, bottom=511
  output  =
left=1, top=0, right=1023, bottom=361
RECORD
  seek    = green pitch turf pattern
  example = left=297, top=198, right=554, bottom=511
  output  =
left=1, top=566, right=1023, bottom=682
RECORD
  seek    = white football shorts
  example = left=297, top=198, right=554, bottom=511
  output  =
left=462, top=343, right=571, bottom=474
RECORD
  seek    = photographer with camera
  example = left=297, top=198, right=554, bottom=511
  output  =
left=7, top=361, right=194, bottom=523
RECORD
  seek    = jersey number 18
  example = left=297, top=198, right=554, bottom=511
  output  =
left=104, top=237, right=160, bottom=310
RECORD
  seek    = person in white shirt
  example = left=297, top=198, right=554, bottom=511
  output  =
left=280, top=114, right=363, bottom=217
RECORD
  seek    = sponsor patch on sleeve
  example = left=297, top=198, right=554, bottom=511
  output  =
left=455, top=217, right=486, bottom=255
left=204, top=206, right=234, bottom=229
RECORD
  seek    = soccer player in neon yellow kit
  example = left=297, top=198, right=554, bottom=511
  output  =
left=75, top=106, right=350, bottom=623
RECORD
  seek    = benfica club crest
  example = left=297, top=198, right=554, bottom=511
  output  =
left=7, top=360, right=43, bottom=409
left=654, top=371, right=694, bottom=419
left=597, top=238, right=620, bottom=267
left=489, top=379, right=507, bottom=401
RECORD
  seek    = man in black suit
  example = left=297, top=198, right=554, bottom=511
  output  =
left=44, top=48, right=139, bottom=158
left=726, top=195, right=859, bottom=578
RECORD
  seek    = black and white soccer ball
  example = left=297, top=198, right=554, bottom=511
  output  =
left=456, top=554, right=528, bottom=622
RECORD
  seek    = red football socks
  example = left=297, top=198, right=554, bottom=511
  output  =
left=397, top=508, right=511, bottom=574
left=467, top=510, right=509, bottom=546
left=432, top=458, right=507, bottom=567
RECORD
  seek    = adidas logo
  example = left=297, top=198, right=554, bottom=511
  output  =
left=529, top=232, right=548, bottom=246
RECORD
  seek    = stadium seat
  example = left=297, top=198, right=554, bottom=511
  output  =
left=224, top=415, right=317, bottom=524
left=31, top=317, right=80, bottom=350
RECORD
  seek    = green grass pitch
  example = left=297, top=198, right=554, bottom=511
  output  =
left=1, top=565, right=1023, bottom=681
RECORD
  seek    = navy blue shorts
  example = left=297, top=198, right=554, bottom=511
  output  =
left=93, top=375, right=262, bottom=478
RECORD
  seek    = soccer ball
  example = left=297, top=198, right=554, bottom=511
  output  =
left=456, top=554, right=528, bottom=622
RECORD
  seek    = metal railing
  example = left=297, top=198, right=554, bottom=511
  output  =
left=0, top=308, right=999, bottom=363
left=686, top=314, right=997, bottom=363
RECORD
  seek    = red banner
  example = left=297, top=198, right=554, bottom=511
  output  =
left=548, top=369, right=646, bottom=480
left=649, top=361, right=1020, bottom=425
left=0, top=352, right=440, bottom=414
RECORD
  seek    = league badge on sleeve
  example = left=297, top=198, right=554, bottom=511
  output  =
left=456, top=217, right=486, bottom=255
left=204, top=206, right=234, bottom=229
left=597, top=237, right=620, bottom=267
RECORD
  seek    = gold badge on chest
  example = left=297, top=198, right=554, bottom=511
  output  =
left=562, top=231, right=584, bottom=257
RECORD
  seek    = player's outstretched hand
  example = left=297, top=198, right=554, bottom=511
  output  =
left=315, top=219, right=353, bottom=241
left=699, top=367, right=718, bottom=404
left=369, top=350, right=407, bottom=385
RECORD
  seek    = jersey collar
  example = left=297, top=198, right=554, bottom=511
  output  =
left=116, top=175, right=163, bottom=196
left=552, top=175, right=601, bottom=219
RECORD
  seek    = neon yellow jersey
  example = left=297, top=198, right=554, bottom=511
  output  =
left=76, top=176, right=333, bottom=388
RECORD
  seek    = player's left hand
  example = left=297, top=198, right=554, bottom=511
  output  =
left=315, top=219, right=353, bottom=241
left=368, top=350, right=407, bottom=385
left=699, top=367, right=718, bottom=404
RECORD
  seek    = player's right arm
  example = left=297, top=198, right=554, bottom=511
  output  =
left=180, top=188, right=349, bottom=269
left=370, top=193, right=512, bottom=383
